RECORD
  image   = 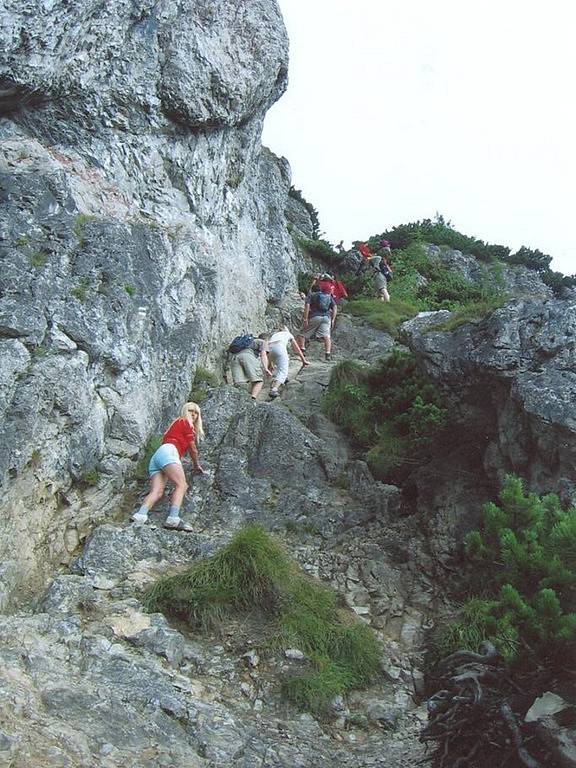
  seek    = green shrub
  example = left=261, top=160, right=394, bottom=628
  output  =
left=288, top=187, right=321, bottom=239
left=189, top=366, right=219, bottom=403
left=297, top=271, right=317, bottom=295
left=444, top=476, right=576, bottom=660
left=145, top=525, right=381, bottom=714
left=323, top=351, right=447, bottom=483
left=124, top=284, right=136, bottom=297
left=135, top=435, right=162, bottom=480
left=295, top=235, right=340, bottom=266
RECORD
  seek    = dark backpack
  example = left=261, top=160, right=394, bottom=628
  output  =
left=228, top=333, right=254, bottom=354
left=380, top=263, right=393, bottom=280
left=310, top=291, right=332, bottom=314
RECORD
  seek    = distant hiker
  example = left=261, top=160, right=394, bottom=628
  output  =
left=297, top=285, right=337, bottom=362
left=227, top=332, right=271, bottom=400
left=336, top=240, right=345, bottom=253
left=380, top=239, right=392, bottom=256
left=368, top=252, right=392, bottom=302
left=355, top=242, right=373, bottom=275
left=132, top=402, right=205, bottom=532
left=268, top=324, right=308, bottom=399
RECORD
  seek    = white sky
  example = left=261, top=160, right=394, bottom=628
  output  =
left=262, top=0, right=576, bottom=276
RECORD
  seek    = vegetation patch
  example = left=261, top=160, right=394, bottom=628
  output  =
left=323, top=352, right=447, bottom=484
left=189, top=366, right=219, bottom=403
left=435, top=475, right=576, bottom=663
left=135, top=435, right=162, bottom=480
left=145, top=524, right=381, bottom=714
left=71, top=277, right=91, bottom=303
left=344, top=297, right=417, bottom=337
left=426, top=296, right=508, bottom=332
left=29, top=250, right=49, bottom=269
left=370, top=215, right=575, bottom=293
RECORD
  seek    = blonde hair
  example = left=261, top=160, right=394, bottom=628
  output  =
left=180, top=401, right=205, bottom=440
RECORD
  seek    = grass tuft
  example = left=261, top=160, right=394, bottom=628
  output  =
left=426, top=296, right=508, bottom=332
left=189, top=366, right=219, bottom=404
left=345, top=297, right=417, bottom=337
left=145, top=525, right=381, bottom=713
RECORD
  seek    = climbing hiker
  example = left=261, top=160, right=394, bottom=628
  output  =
left=267, top=324, right=308, bottom=399
left=380, top=238, right=392, bottom=256
left=297, top=285, right=337, bottom=362
left=355, top=242, right=373, bottom=275
left=227, top=332, right=271, bottom=400
left=131, top=402, right=205, bottom=531
left=368, top=252, right=393, bottom=302
left=336, top=240, right=345, bottom=253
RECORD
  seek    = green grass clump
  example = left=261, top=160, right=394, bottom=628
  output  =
left=79, top=469, right=100, bottom=487
left=145, top=525, right=381, bottom=714
left=71, top=277, right=91, bottom=303
left=427, top=296, right=508, bottom=332
left=345, top=297, right=417, bottom=337
left=189, top=366, right=219, bottom=403
left=29, top=250, right=49, bottom=269
left=73, top=213, right=97, bottom=240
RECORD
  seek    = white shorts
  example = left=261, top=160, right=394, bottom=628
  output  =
left=269, top=346, right=290, bottom=384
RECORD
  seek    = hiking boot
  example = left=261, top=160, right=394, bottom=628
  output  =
left=131, top=512, right=148, bottom=525
left=269, top=389, right=279, bottom=399
left=163, top=518, right=194, bottom=532
left=325, top=352, right=332, bottom=362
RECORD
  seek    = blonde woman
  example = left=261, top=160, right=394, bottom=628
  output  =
left=131, top=402, right=205, bottom=531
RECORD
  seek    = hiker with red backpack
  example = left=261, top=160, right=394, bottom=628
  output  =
left=131, top=402, right=205, bottom=532
left=227, top=332, right=271, bottom=400
left=296, top=284, right=337, bottom=362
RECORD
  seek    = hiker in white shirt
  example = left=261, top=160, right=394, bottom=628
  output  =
left=268, top=325, right=308, bottom=399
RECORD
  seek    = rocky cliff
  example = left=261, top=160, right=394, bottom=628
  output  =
left=0, top=0, right=307, bottom=605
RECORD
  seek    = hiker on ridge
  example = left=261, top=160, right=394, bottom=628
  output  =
left=131, top=402, right=205, bottom=532
left=297, top=284, right=337, bottom=362
left=268, top=323, right=308, bottom=399
left=368, top=252, right=392, bottom=302
left=355, top=242, right=373, bottom=275
left=227, top=332, right=271, bottom=400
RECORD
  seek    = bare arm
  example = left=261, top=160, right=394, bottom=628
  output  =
left=188, top=440, right=204, bottom=473
left=259, top=343, right=272, bottom=376
left=290, top=338, right=308, bottom=364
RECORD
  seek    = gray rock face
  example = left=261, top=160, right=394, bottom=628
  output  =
left=0, top=339, right=428, bottom=768
left=0, top=0, right=303, bottom=603
left=425, top=244, right=553, bottom=300
left=402, top=296, right=576, bottom=553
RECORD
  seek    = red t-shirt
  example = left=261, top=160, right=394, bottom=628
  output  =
left=358, top=243, right=372, bottom=260
left=162, top=418, right=195, bottom=458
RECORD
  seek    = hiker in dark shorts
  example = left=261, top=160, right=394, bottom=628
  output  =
left=296, top=286, right=337, bottom=362
left=131, top=402, right=205, bottom=532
